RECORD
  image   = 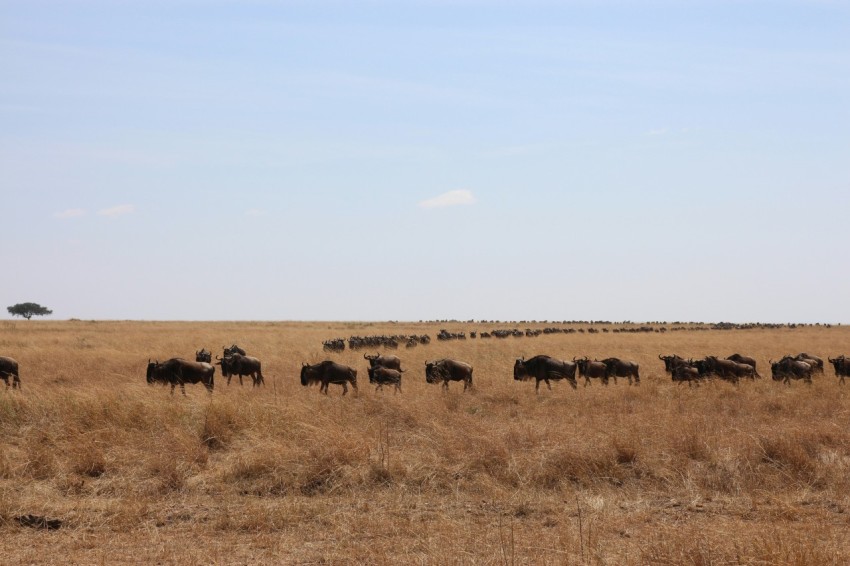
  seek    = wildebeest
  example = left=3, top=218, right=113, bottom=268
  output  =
left=726, top=354, right=760, bottom=377
left=364, top=353, right=402, bottom=372
left=0, top=356, right=20, bottom=389
left=770, top=358, right=813, bottom=384
left=301, top=361, right=358, bottom=395
left=658, top=354, right=688, bottom=374
left=600, top=358, right=640, bottom=385
left=671, top=363, right=702, bottom=386
left=573, top=357, right=609, bottom=386
left=794, top=353, right=824, bottom=374
left=216, top=353, right=265, bottom=386
left=703, top=356, right=755, bottom=382
left=223, top=344, right=247, bottom=357
left=195, top=348, right=212, bottom=363
left=146, top=358, right=214, bottom=395
left=425, top=359, right=473, bottom=391
left=828, top=355, right=850, bottom=384
left=368, top=366, right=403, bottom=393
left=513, top=355, right=577, bottom=391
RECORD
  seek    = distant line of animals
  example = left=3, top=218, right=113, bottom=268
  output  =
left=3, top=349, right=850, bottom=394
left=322, top=322, right=838, bottom=351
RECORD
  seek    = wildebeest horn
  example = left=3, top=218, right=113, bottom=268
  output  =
left=215, top=355, right=222, bottom=360
left=658, top=354, right=664, bottom=360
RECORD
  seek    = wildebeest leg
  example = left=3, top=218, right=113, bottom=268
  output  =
left=342, top=382, right=348, bottom=395
left=395, top=382, right=401, bottom=393
left=535, top=379, right=541, bottom=392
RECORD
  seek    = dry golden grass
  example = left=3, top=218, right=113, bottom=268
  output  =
left=2, top=320, right=850, bottom=564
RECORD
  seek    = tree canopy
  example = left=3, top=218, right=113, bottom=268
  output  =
left=7, top=302, right=53, bottom=320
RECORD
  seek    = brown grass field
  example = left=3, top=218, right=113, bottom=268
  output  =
left=2, top=320, right=850, bottom=564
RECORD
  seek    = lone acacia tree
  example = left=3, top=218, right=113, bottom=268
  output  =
left=7, top=302, right=53, bottom=320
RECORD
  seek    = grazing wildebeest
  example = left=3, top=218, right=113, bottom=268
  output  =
left=600, top=358, right=640, bottom=385
left=0, top=356, right=20, bottom=389
left=726, top=354, right=760, bottom=378
left=671, top=363, right=702, bottom=386
left=216, top=353, right=265, bottom=386
left=195, top=348, right=212, bottom=363
left=146, top=358, right=214, bottom=395
left=513, top=355, right=577, bottom=392
left=425, top=359, right=473, bottom=391
left=364, top=353, right=402, bottom=372
left=573, top=357, right=609, bottom=386
left=659, top=354, right=688, bottom=374
left=223, top=344, right=247, bottom=357
left=828, top=355, right=850, bottom=384
left=770, top=358, right=813, bottom=384
left=368, top=366, right=403, bottom=393
left=301, top=361, right=358, bottom=395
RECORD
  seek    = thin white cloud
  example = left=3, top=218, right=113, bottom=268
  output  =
left=419, top=189, right=476, bottom=209
left=245, top=208, right=266, bottom=217
left=97, top=204, right=135, bottom=217
left=53, top=208, right=86, bottom=218
left=647, top=128, right=668, bottom=136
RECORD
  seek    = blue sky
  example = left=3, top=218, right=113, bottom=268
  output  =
left=2, top=1, right=848, bottom=322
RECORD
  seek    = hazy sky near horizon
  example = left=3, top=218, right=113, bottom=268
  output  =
left=2, top=1, right=849, bottom=322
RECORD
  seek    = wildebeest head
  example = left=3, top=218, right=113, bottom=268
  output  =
left=223, top=344, right=246, bottom=357
left=146, top=359, right=159, bottom=384
left=196, top=349, right=211, bottom=363
left=572, top=357, right=588, bottom=373
left=513, top=358, right=529, bottom=381
left=300, top=363, right=320, bottom=387
left=425, top=361, right=438, bottom=383
left=214, top=355, right=233, bottom=377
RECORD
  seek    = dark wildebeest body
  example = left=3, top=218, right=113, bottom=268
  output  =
left=659, top=354, right=688, bottom=374
left=771, top=358, right=813, bottom=384
left=0, top=356, right=20, bottom=389
left=196, top=349, right=212, bottom=363
left=703, top=356, right=753, bottom=382
left=795, top=353, right=824, bottom=374
left=364, top=353, right=402, bottom=372
left=671, top=364, right=702, bottom=386
left=573, top=357, right=609, bottom=386
left=301, top=361, right=358, bottom=395
left=726, top=354, right=760, bottom=378
left=828, top=356, right=850, bottom=384
left=425, top=359, right=473, bottom=391
left=146, top=358, right=214, bottom=395
left=513, top=355, right=577, bottom=391
left=600, top=357, right=640, bottom=385
left=368, top=366, right=403, bottom=393
left=216, top=353, right=264, bottom=386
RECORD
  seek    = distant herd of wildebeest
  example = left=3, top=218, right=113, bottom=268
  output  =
left=2, top=343, right=850, bottom=395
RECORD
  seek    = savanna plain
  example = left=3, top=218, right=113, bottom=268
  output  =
left=2, top=320, right=850, bottom=565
